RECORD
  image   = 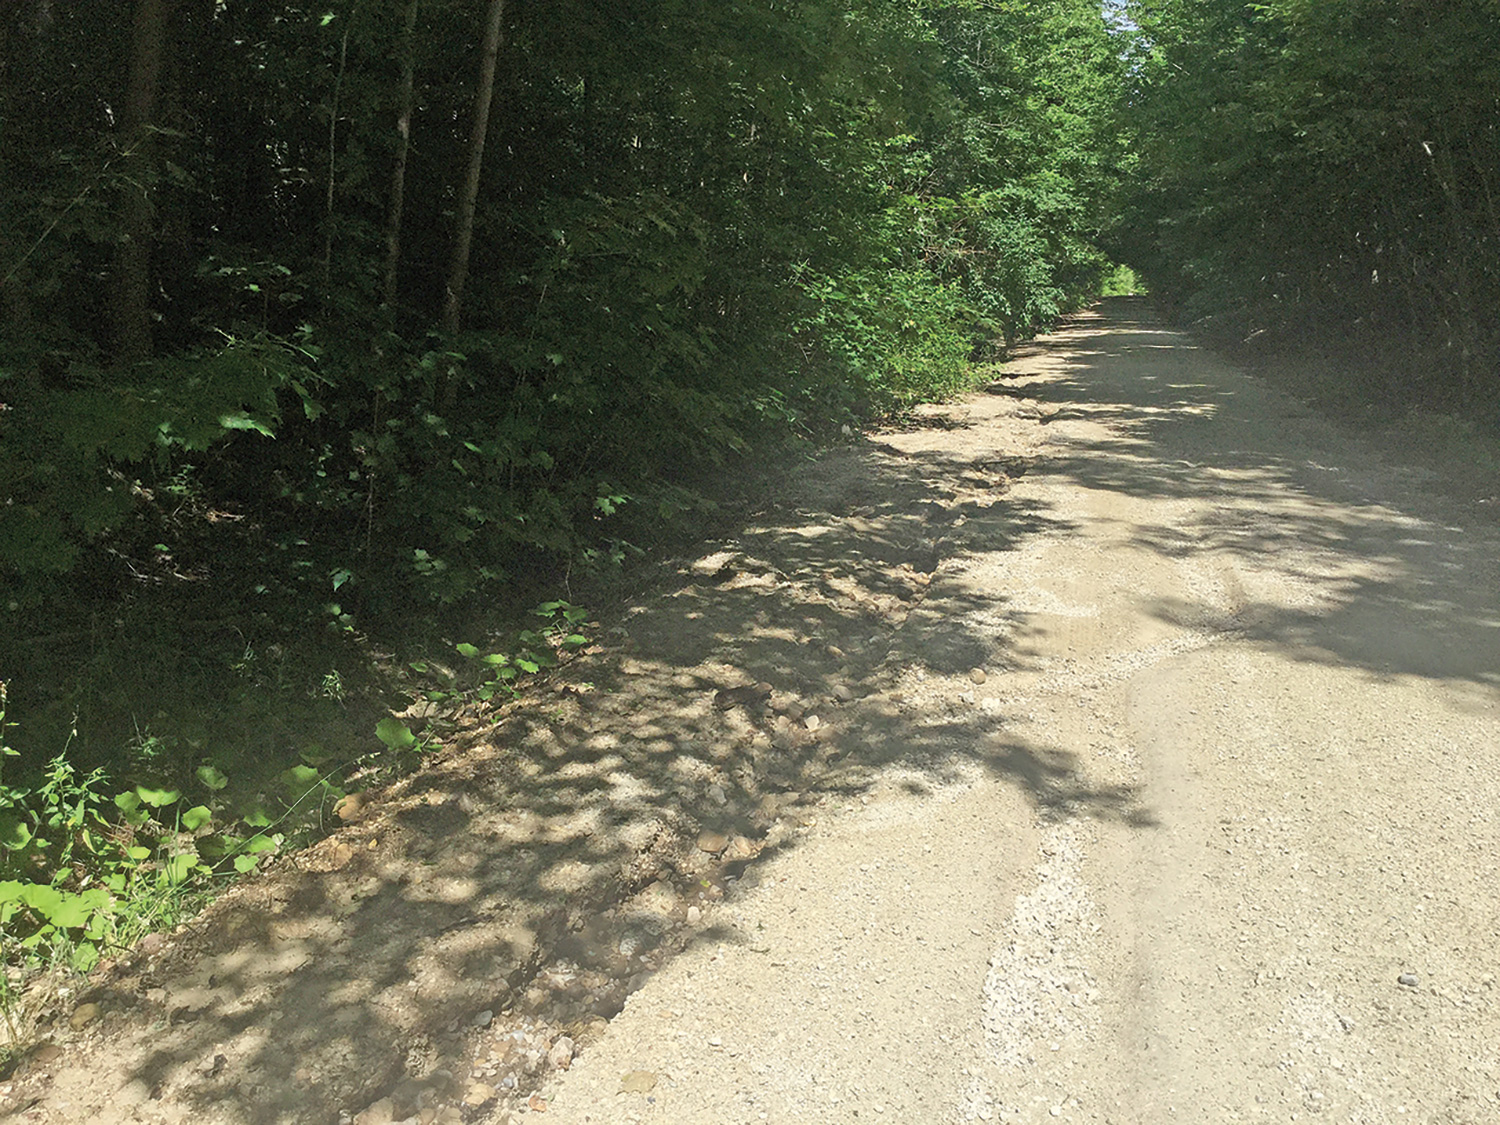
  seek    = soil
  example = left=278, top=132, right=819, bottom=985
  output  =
left=4, top=297, right=1498, bottom=1124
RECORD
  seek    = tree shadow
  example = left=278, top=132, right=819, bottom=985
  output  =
left=86, top=412, right=1120, bottom=1124
left=84, top=296, right=1494, bottom=1123
left=1009, top=297, right=1500, bottom=692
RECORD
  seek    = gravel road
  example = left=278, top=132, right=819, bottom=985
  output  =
left=7, top=300, right=1496, bottom=1125
left=537, top=300, right=1500, bottom=1124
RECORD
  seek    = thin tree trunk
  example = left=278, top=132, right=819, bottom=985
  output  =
left=441, top=0, right=505, bottom=335
left=111, top=0, right=173, bottom=365
left=382, top=0, right=420, bottom=310
left=321, top=16, right=353, bottom=296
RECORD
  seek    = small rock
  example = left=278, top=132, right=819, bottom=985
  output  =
left=472, top=1009, right=494, bottom=1028
left=68, top=1002, right=101, bottom=1030
left=637, top=880, right=679, bottom=915
left=727, top=835, right=756, bottom=860
left=803, top=714, right=821, bottom=732
left=1398, top=972, right=1420, bottom=988
left=707, top=783, right=728, bottom=806
left=334, top=791, right=370, bottom=823
left=714, top=683, right=772, bottom=711
left=619, top=1070, right=658, bottom=1094
left=353, top=1097, right=395, bottom=1125
left=969, top=667, right=987, bottom=685
left=696, top=830, right=729, bottom=855
left=831, top=683, right=855, bottom=703
left=548, top=1036, right=575, bottom=1070
left=686, top=905, right=702, bottom=925
left=463, top=1082, right=497, bottom=1107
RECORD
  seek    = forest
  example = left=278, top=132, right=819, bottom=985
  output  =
left=0, top=0, right=1496, bottom=975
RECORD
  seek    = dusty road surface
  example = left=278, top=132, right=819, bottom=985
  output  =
left=5, top=299, right=1498, bottom=1125
left=535, top=301, right=1500, bottom=1124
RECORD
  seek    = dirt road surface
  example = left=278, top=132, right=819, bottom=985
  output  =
left=5, top=299, right=1498, bottom=1124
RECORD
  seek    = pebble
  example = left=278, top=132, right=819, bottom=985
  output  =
left=686, top=905, right=702, bottom=925
left=548, top=1036, right=575, bottom=1070
left=68, top=1002, right=101, bottom=1030
left=832, top=683, right=856, bottom=703
left=696, top=830, right=729, bottom=854
left=472, top=1009, right=494, bottom=1027
left=463, top=1082, right=496, bottom=1107
left=708, top=783, right=728, bottom=806
left=619, top=1070, right=658, bottom=1094
left=352, top=1098, right=395, bottom=1125
left=969, top=667, right=987, bottom=685
left=1398, top=972, right=1420, bottom=988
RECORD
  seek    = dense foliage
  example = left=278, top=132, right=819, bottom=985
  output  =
left=2, top=0, right=1125, bottom=608
left=1116, top=0, right=1500, bottom=404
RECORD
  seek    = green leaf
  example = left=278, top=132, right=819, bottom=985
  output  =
left=240, top=804, right=274, bottom=828
left=135, top=785, right=181, bottom=808
left=181, top=805, right=213, bottom=832
left=455, top=643, right=480, bottom=658
left=196, top=764, right=229, bottom=791
left=0, top=811, right=33, bottom=851
left=279, top=764, right=321, bottom=790
left=233, top=854, right=260, bottom=873
left=163, top=853, right=199, bottom=885
left=374, top=718, right=416, bottom=751
left=72, top=941, right=100, bottom=972
left=219, top=412, right=275, bottom=438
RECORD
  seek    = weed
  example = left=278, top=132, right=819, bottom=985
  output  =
left=453, top=600, right=590, bottom=702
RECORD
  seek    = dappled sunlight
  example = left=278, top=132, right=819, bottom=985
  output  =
left=1017, top=300, right=1500, bottom=695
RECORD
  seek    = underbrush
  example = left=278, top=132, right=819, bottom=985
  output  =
left=0, top=594, right=594, bottom=1058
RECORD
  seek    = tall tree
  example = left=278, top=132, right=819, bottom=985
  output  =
left=442, top=0, right=505, bottom=334
left=111, top=0, right=174, bottom=364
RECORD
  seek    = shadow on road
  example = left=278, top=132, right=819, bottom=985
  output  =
left=1017, top=297, right=1500, bottom=693
left=59, top=297, right=1499, bottom=1125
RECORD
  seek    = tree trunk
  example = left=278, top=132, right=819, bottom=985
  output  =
left=441, top=0, right=505, bottom=335
left=321, top=16, right=353, bottom=297
left=382, top=0, right=420, bottom=310
left=111, top=0, right=174, bottom=365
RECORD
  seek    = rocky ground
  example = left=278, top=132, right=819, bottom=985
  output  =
left=3, top=298, right=1498, bottom=1124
